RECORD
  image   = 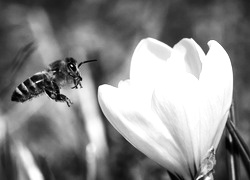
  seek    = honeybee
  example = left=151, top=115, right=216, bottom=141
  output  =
left=11, top=57, right=96, bottom=107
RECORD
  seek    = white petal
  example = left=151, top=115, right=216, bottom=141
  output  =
left=200, top=40, right=233, bottom=112
left=152, top=73, right=201, bottom=176
left=98, top=84, right=190, bottom=178
left=166, top=38, right=204, bottom=79
left=130, top=38, right=172, bottom=87
left=199, top=40, right=233, bottom=157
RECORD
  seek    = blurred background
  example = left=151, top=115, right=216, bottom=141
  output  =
left=0, top=0, right=249, bottom=180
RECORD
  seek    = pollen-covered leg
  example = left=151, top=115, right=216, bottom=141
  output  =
left=45, top=81, right=73, bottom=107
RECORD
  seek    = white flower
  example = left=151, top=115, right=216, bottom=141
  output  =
left=98, top=38, right=233, bottom=179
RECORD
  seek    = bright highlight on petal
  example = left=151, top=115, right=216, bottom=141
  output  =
left=98, top=37, right=233, bottom=180
left=130, top=38, right=172, bottom=88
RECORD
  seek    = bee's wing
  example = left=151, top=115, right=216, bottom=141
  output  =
left=10, top=42, right=37, bottom=78
left=0, top=42, right=36, bottom=97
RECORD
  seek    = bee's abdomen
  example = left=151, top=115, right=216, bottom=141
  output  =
left=11, top=72, right=45, bottom=102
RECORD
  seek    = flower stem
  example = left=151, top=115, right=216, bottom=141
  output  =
left=226, top=101, right=239, bottom=180
left=226, top=102, right=250, bottom=178
left=167, top=170, right=184, bottom=180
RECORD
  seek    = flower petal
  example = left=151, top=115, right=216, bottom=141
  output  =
left=198, top=40, right=233, bottom=158
left=200, top=40, right=233, bottom=113
left=166, top=38, right=204, bottom=79
left=98, top=83, right=190, bottom=178
left=98, top=38, right=233, bottom=180
left=152, top=73, right=201, bottom=175
left=130, top=38, right=172, bottom=87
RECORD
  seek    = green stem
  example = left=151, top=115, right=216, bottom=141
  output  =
left=226, top=115, right=250, bottom=178
left=226, top=101, right=239, bottom=180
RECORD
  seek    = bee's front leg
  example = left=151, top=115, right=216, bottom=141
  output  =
left=79, top=81, right=83, bottom=88
left=71, top=79, right=82, bottom=89
left=45, top=82, right=73, bottom=107
left=71, top=79, right=78, bottom=89
left=71, top=85, right=78, bottom=89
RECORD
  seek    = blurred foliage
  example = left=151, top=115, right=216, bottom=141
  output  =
left=0, top=0, right=249, bottom=180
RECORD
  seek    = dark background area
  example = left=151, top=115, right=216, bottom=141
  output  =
left=0, top=0, right=249, bottom=180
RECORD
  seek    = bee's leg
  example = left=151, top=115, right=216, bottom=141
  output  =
left=78, top=81, right=83, bottom=88
left=71, top=78, right=82, bottom=89
left=71, top=79, right=79, bottom=89
left=71, top=84, right=78, bottom=89
left=45, top=82, right=73, bottom=107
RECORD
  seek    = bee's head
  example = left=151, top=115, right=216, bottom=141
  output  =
left=66, top=57, right=97, bottom=89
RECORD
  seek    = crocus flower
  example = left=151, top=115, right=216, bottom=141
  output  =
left=98, top=38, right=233, bottom=180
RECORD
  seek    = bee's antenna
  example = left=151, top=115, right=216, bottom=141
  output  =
left=78, top=59, right=97, bottom=68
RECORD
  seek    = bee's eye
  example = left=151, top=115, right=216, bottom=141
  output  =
left=68, top=63, right=77, bottom=72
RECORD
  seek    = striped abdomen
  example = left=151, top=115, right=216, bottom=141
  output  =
left=11, top=72, right=47, bottom=102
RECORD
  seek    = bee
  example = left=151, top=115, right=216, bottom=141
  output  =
left=11, top=57, right=96, bottom=107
